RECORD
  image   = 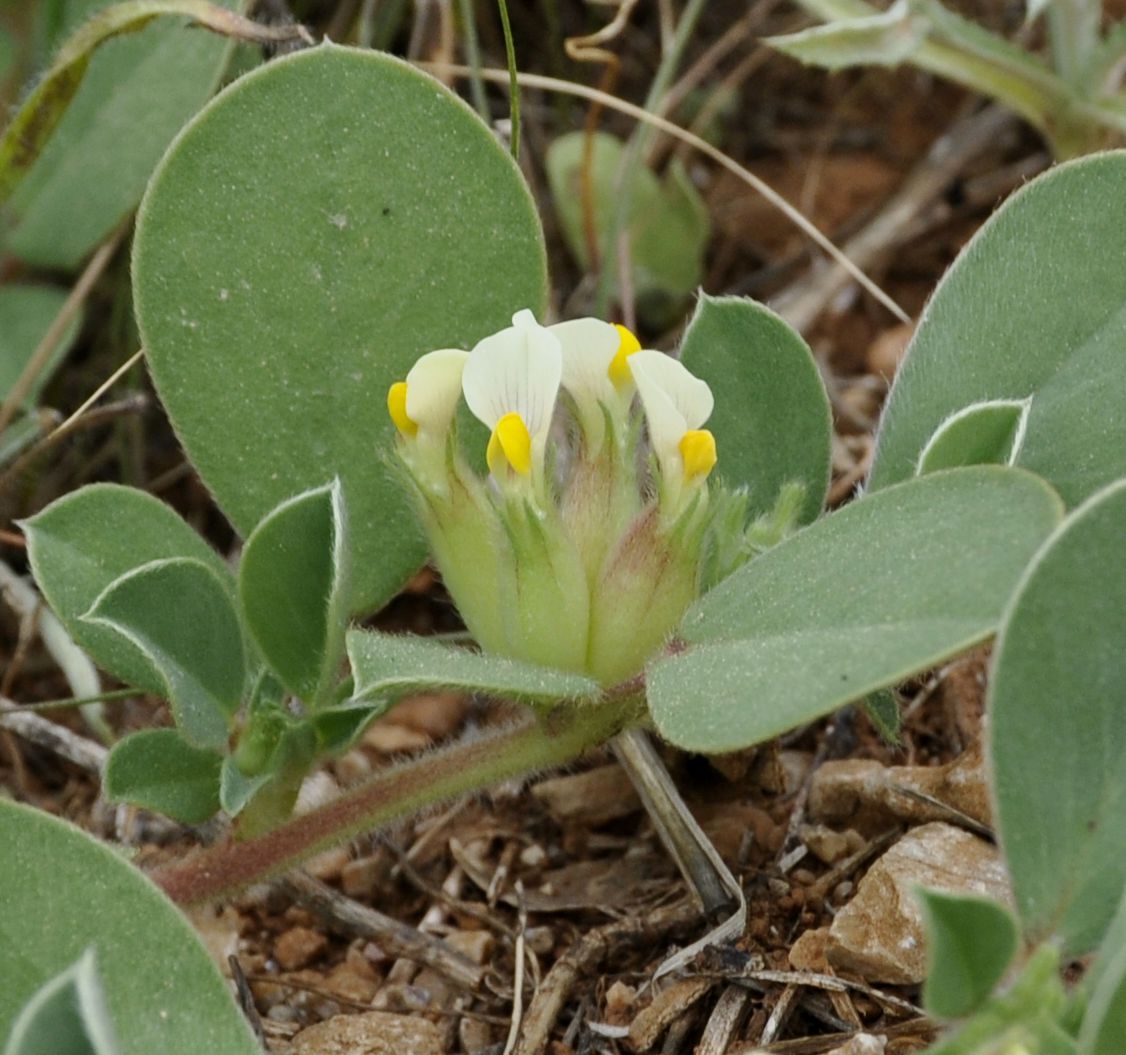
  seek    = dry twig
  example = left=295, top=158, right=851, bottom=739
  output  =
left=275, top=871, right=485, bottom=991
left=771, top=105, right=1016, bottom=333
left=512, top=898, right=702, bottom=1055
left=0, top=697, right=107, bottom=772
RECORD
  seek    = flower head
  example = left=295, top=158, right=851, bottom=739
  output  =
left=388, top=309, right=724, bottom=685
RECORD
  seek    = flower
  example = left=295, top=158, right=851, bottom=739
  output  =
left=387, top=349, right=470, bottom=492
left=462, top=310, right=562, bottom=491
left=629, top=350, right=717, bottom=514
left=388, top=348, right=470, bottom=440
left=551, top=318, right=641, bottom=454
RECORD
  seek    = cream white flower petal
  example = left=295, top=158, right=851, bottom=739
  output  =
left=550, top=318, right=620, bottom=405
left=629, top=350, right=714, bottom=462
left=404, top=349, right=469, bottom=435
left=462, top=313, right=563, bottom=438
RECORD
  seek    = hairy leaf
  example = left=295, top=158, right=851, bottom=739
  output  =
left=648, top=467, right=1062, bottom=752
left=0, top=799, right=257, bottom=1053
left=22, top=484, right=234, bottom=694
left=134, top=44, right=547, bottom=613
left=991, top=477, right=1126, bottom=954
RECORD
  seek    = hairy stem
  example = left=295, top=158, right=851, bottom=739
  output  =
left=154, top=700, right=635, bottom=904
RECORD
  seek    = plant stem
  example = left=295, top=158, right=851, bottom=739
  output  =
left=595, top=0, right=708, bottom=315
left=154, top=700, right=635, bottom=905
left=456, top=0, right=489, bottom=121
left=637, top=0, right=709, bottom=160
left=0, top=224, right=126, bottom=435
left=5, top=687, right=137, bottom=712
left=495, top=0, right=520, bottom=159
left=1047, top=0, right=1101, bottom=89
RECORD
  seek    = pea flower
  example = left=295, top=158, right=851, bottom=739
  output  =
left=387, top=309, right=723, bottom=685
left=461, top=309, right=562, bottom=501
left=551, top=317, right=641, bottom=455
left=386, top=348, right=469, bottom=492
left=629, top=350, right=717, bottom=518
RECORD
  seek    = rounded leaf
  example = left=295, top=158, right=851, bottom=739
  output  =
left=916, top=397, right=1031, bottom=474
left=990, top=477, right=1126, bottom=954
left=649, top=467, right=1063, bottom=752
left=133, top=44, right=547, bottom=613
left=84, top=557, right=245, bottom=748
left=104, top=729, right=223, bottom=824
left=238, top=481, right=350, bottom=704
left=919, top=889, right=1018, bottom=1020
left=0, top=799, right=258, bottom=1053
left=22, top=484, right=235, bottom=694
left=870, top=152, right=1126, bottom=507
left=3, top=2, right=238, bottom=269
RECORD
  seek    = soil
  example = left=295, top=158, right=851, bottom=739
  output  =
left=0, top=0, right=1076, bottom=1052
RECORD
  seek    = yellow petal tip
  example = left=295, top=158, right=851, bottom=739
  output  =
left=488, top=412, right=533, bottom=476
left=608, top=324, right=642, bottom=387
left=679, top=429, right=717, bottom=482
left=387, top=381, right=418, bottom=437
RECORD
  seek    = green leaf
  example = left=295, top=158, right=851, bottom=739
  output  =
left=862, top=688, right=901, bottom=743
left=1079, top=889, right=1126, bottom=1054
left=923, top=945, right=1074, bottom=1055
left=133, top=44, right=547, bottom=614
left=0, top=284, right=81, bottom=407
left=103, top=729, right=222, bottom=824
left=238, top=480, right=350, bottom=705
left=0, top=798, right=258, bottom=1053
left=907, top=0, right=1058, bottom=86
left=679, top=293, right=831, bottom=524
left=545, top=130, right=708, bottom=322
left=233, top=720, right=316, bottom=837
left=766, top=0, right=930, bottom=69
left=218, top=755, right=272, bottom=819
left=1, top=1, right=245, bottom=269
left=916, top=397, right=1031, bottom=474
left=310, top=700, right=386, bottom=754
left=84, top=557, right=244, bottom=748
left=920, top=889, right=1019, bottom=1019
left=647, top=467, right=1063, bottom=752
left=990, top=477, right=1126, bottom=954
left=346, top=628, right=601, bottom=706
left=1080, top=943, right=1126, bottom=1054
left=3, top=948, right=119, bottom=1055
left=870, top=152, right=1126, bottom=508
left=22, top=483, right=235, bottom=694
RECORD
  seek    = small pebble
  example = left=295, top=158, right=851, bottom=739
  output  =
left=340, top=854, right=387, bottom=899
left=519, top=843, right=547, bottom=869
left=274, top=926, right=328, bottom=971
left=443, top=929, right=495, bottom=965
left=525, top=926, right=554, bottom=955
